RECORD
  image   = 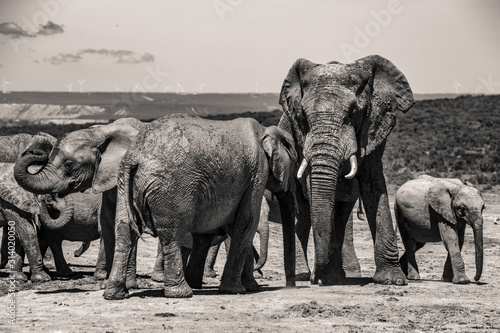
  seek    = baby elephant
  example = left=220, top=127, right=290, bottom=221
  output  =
left=395, top=175, right=484, bottom=284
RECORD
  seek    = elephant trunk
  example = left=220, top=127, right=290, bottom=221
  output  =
left=14, top=150, right=59, bottom=194
left=254, top=206, right=270, bottom=271
left=38, top=194, right=74, bottom=230
left=472, top=216, right=483, bottom=281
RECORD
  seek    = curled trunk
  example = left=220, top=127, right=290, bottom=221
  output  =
left=472, top=218, right=483, bottom=281
left=38, top=195, right=74, bottom=230
left=14, top=150, right=58, bottom=194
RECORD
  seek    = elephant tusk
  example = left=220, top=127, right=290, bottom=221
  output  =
left=297, top=158, right=308, bottom=179
left=345, top=155, right=357, bottom=179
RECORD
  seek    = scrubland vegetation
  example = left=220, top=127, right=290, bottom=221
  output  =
left=1, top=95, right=498, bottom=186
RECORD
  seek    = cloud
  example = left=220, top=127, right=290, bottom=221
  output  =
left=37, top=21, right=64, bottom=36
left=46, top=48, right=155, bottom=65
left=0, top=22, right=34, bottom=38
left=0, top=21, right=63, bottom=38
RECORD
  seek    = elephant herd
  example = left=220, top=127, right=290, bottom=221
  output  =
left=1, top=55, right=486, bottom=300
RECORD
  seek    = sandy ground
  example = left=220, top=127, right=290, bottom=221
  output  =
left=1, top=189, right=499, bottom=333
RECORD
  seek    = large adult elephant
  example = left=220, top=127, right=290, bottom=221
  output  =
left=103, top=114, right=297, bottom=299
left=14, top=117, right=146, bottom=289
left=277, top=55, right=414, bottom=286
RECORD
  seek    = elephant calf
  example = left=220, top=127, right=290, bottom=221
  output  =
left=395, top=175, right=484, bottom=284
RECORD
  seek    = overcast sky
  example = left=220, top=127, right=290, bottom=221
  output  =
left=0, top=0, right=498, bottom=94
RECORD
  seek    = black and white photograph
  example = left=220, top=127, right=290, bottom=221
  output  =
left=0, top=1, right=499, bottom=332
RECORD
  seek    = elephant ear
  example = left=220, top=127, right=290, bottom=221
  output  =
left=428, top=181, right=459, bottom=226
left=0, top=163, right=39, bottom=214
left=354, top=55, right=415, bottom=157
left=279, top=58, right=317, bottom=147
left=91, top=124, right=139, bottom=193
left=261, top=126, right=297, bottom=192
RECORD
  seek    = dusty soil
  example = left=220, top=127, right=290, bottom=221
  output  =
left=1, top=189, right=499, bottom=332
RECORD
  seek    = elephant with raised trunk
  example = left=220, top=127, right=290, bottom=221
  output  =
left=104, top=114, right=297, bottom=299
left=277, top=55, right=414, bottom=286
left=395, top=175, right=484, bottom=284
left=14, top=118, right=146, bottom=289
left=1, top=133, right=105, bottom=280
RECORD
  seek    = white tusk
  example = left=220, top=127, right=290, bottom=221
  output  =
left=344, top=155, right=357, bottom=179
left=297, top=158, right=308, bottom=179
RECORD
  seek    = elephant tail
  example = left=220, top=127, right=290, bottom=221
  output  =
left=122, top=159, right=142, bottom=239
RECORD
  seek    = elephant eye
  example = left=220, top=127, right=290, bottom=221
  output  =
left=64, top=160, right=74, bottom=170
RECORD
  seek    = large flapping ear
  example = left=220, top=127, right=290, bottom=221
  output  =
left=279, top=58, right=317, bottom=147
left=0, top=163, right=39, bottom=214
left=261, top=126, right=298, bottom=192
left=353, top=55, right=415, bottom=157
left=91, top=123, right=139, bottom=193
left=428, top=180, right=460, bottom=226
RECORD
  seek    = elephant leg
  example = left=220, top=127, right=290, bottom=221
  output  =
left=94, top=237, right=107, bottom=280
left=158, top=229, right=193, bottom=298
left=185, top=233, right=216, bottom=289
left=398, top=225, right=421, bottom=280
left=276, top=191, right=297, bottom=287
left=241, top=244, right=260, bottom=292
left=204, top=242, right=222, bottom=278
left=101, top=189, right=117, bottom=280
left=220, top=193, right=261, bottom=294
left=150, top=240, right=165, bottom=282
left=0, top=226, right=7, bottom=268
left=42, top=228, right=73, bottom=277
left=12, top=214, right=50, bottom=283
left=103, top=189, right=137, bottom=300
left=295, top=188, right=311, bottom=281
left=358, top=146, right=406, bottom=286
left=441, top=222, right=468, bottom=283
left=125, top=240, right=138, bottom=290
left=11, top=242, right=28, bottom=281
left=341, top=209, right=362, bottom=278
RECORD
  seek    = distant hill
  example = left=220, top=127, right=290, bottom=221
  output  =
left=0, top=91, right=471, bottom=125
left=1, top=94, right=498, bottom=186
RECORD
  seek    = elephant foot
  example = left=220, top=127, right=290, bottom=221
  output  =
left=30, top=271, right=52, bottom=283
left=242, top=278, right=260, bottom=293
left=185, top=275, right=203, bottom=290
left=103, top=280, right=129, bottom=300
left=203, top=268, right=217, bottom=279
left=126, top=277, right=138, bottom=290
left=150, top=270, right=164, bottom=283
left=407, top=270, right=421, bottom=280
left=219, top=280, right=246, bottom=294
left=93, top=269, right=107, bottom=281
left=55, top=267, right=74, bottom=278
left=311, top=265, right=345, bottom=285
left=10, top=271, right=28, bottom=282
left=295, top=272, right=311, bottom=282
left=373, top=266, right=407, bottom=286
left=451, top=274, right=470, bottom=284
left=163, top=281, right=193, bottom=298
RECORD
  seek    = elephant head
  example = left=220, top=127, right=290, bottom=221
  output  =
left=261, top=126, right=298, bottom=193
left=429, top=180, right=484, bottom=281
left=279, top=55, right=414, bottom=272
left=14, top=118, right=144, bottom=197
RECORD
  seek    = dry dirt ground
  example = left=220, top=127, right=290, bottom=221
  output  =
left=1, top=187, right=499, bottom=332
